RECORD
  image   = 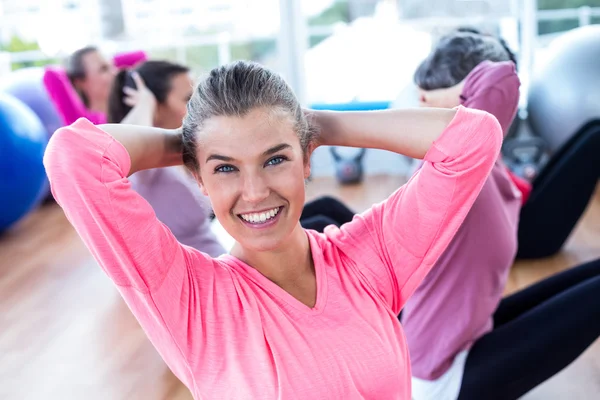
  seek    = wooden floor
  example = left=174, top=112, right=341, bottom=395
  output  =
left=1, top=175, right=599, bottom=399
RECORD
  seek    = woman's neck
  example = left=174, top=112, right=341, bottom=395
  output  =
left=88, top=98, right=107, bottom=115
left=231, top=223, right=314, bottom=287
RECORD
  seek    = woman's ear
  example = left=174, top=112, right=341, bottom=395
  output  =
left=303, top=160, right=312, bottom=180
left=303, top=141, right=317, bottom=179
left=199, top=184, right=208, bottom=197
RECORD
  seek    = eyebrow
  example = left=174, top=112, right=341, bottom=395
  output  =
left=205, top=143, right=292, bottom=163
left=263, top=143, right=292, bottom=156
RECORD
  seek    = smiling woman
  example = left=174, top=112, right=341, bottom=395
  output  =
left=43, top=60, right=501, bottom=399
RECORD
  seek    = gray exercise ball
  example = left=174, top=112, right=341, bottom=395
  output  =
left=527, top=25, right=600, bottom=153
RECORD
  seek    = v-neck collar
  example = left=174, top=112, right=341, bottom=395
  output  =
left=220, top=231, right=328, bottom=315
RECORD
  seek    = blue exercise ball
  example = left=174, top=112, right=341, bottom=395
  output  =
left=0, top=67, right=63, bottom=138
left=0, top=93, right=49, bottom=232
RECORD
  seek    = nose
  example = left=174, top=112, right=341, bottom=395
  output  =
left=241, top=172, right=270, bottom=204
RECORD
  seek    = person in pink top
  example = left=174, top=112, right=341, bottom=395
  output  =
left=406, top=28, right=600, bottom=400
left=43, top=46, right=148, bottom=127
left=64, top=46, right=117, bottom=119
left=44, top=60, right=501, bottom=399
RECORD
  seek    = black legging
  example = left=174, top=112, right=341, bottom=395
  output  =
left=457, top=258, right=600, bottom=399
left=517, top=123, right=600, bottom=259
left=300, top=196, right=355, bottom=231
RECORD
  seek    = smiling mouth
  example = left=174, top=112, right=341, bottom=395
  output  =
left=238, top=207, right=282, bottom=225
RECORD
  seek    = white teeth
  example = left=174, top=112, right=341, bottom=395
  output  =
left=240, top=207, right=280, bottom=224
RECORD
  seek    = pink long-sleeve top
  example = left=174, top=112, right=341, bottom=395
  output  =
left=43, top=105, right=501, bottom=399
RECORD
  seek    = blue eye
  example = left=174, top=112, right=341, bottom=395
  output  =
left=215, top=165, right=236, bottom=173
left=265, top=156, right=287, bottom=167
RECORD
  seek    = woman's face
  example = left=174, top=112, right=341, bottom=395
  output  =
left=195, top=108, right=311, bottom=252
left=418, top=80, right=465, bottom=109
left=155, top=72, right=194, bottom=129
left=78, top=50, right=116, bottom=105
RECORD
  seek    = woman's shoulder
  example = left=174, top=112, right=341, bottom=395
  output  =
left=306, top=222, right=368, bottom=267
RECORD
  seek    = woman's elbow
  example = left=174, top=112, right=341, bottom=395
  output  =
left=43, top=127, right=71, bottom=176
left=478, top=111, right=503, bottom=163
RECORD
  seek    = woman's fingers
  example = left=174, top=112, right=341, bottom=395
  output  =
left=123, top=97, right=137, bottom=107
left=123, top=86, right=137, bottom=97
left=131, top=71, right=146, bottom=89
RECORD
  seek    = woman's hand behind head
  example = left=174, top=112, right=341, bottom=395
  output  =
left=107, top=61, right=190, bottom=127
left=123, top=71, right=157, bottom=110
left=118, top=71, right=157, bottom=126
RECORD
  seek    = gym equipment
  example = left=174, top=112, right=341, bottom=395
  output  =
left=0, top=93, right=49, bottom=232
left=527, top=25, right=600, bottom=153
left=330, top=147, right=367, bottom=184
left=0, top=67, right=62, bottom=137
left=502, top=136, right=549, bottom=182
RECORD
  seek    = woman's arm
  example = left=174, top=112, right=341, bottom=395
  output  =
left=118, top=73, right=224, bottom=256
left=97, top=123, right=183, bottom=175
left=324, top=106, right=503, bottom=313
left=44, top=118, right=218, bottom=386
left=42, top=66, right=107, bottom=125
left=101, top=71, right=182, bottom=175
left=311, top=107, right=457, bottom=159
left=460, top=60, right=520, bottom=134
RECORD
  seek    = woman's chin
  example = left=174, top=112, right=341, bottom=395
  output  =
left=230, top=223, right=304, bottom=255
